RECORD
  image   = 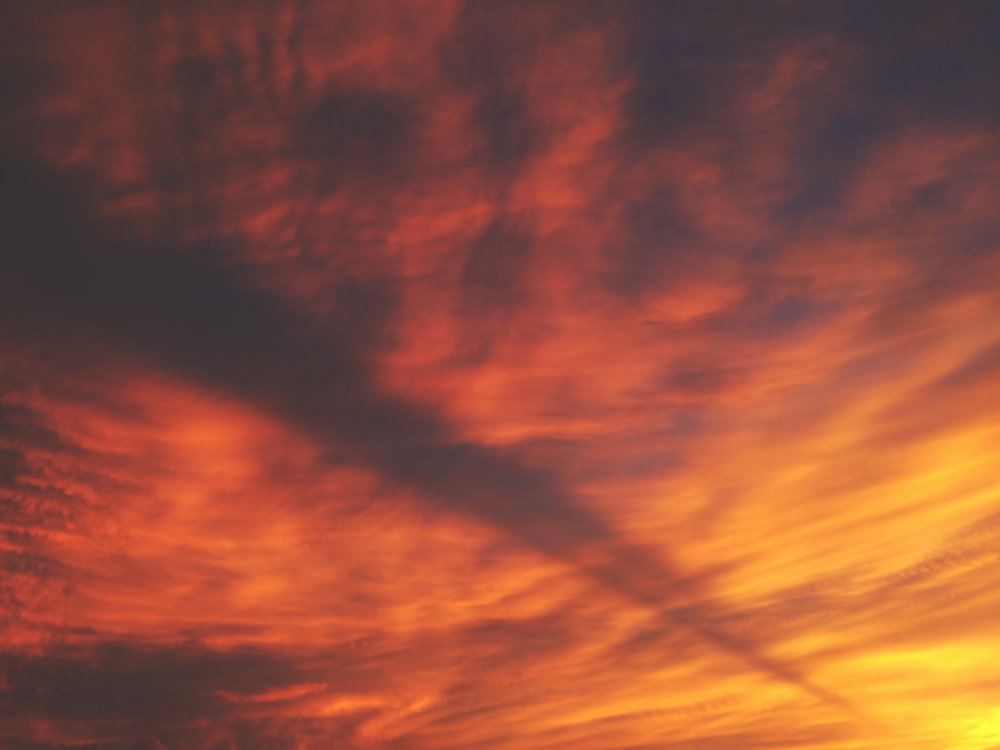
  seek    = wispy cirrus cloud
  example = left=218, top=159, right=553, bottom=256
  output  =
left=1, top=1, right=999, bottom=748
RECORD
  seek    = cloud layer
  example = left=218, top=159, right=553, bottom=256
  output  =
left=2, top=1, right=999, bottom=748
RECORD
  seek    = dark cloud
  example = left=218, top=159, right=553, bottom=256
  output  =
left=619, top=1, right=828, bottom=147
left=0, top=447, right=24, bottom=487
left=0, top=56, right=61, bottom=125
left=290, top=86, right=419, bottom=192
left=456, top=214, right=536, bottom=359
left=470, top=86, right=538, bottom=183
left=0, top=644, right=363, bottom=749
left=604, top=184, right=700, bottom=299
left=621, top=1, right=999, bottom=220
left=16, top=2, right=1000, bottom=744
left=439, top=2, right=547, bottom=184
left=0, top=154, right=572, bottom=560
left=791, top=0, right=999, bottom=217
left=838, top=0, right=1000, bottom=124
left=0, top=2, right=61, bottom=120
left=0, top=153, right=844, bottom=710
left=462, top=216, right=534, bottom=304
left=1, top=645, right=290, bottom=725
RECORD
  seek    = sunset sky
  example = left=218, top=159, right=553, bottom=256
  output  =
left=1, top=2, right=999, bottom=748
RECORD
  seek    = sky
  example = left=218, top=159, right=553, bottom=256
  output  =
left=1, top=1, right=999, bottom=748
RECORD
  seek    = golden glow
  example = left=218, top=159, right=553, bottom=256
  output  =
left=1, top=2, right=998, bottom=748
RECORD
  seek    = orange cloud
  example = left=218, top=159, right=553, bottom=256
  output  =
left=2, top=1, right=999, bottom=748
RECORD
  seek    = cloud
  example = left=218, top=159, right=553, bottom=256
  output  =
left=291, top=85, right=420, bottom=192
left=2, top=1, right=999, bottom=748
left=0, top=643, right=377, bottom=749
left=1, top=130, right=844, bottom=709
